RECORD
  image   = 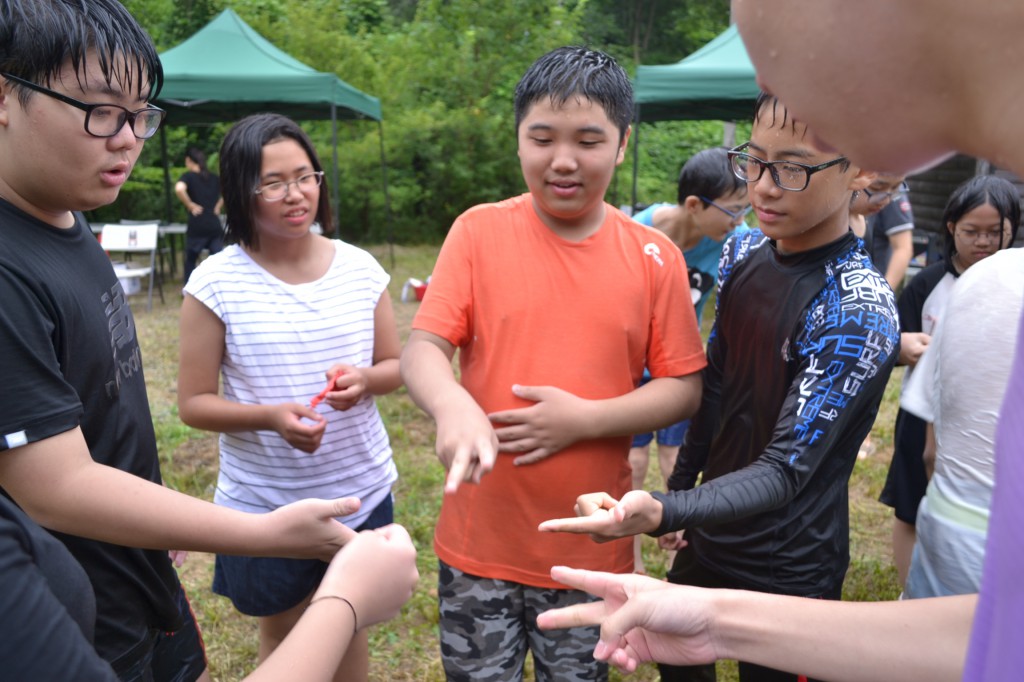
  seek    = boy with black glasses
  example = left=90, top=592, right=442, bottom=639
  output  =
left=0, top=3, right=379, bottom=679
left=628, top=146, right=748, bottom=573
left=541, top=92, right=900, bottom=682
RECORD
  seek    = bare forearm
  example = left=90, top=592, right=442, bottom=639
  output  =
left=179, top=392, right=280, bottom=434
left=360, top=357, right=401, bottom=396
left=400, top=335, right=469, bottom=419
left=246, top=600, right=356, bottom=681
left=713, top=591, right=974, bottom=682
left=885, top=234, right=914, bottom=290
left=583, top=374, right=701, bottom=440
left=24, top=458, right=263, bottom=553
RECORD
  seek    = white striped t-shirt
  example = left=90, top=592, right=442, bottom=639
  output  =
left=184, top=240, right=397, bottom=528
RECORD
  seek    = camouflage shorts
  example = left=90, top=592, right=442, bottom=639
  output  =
left=438, top=560, right=608, bottom=682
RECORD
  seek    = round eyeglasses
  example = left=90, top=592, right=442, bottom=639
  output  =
left=2, top=72, right=165, bottom=140
left=698, top=195, right=752, bottom=221
left=728, top=142, right=848, bottom=192
left=863, top=181, right=909, bottom=205
left=254, top=171, right=325, bottom=202
left=955, top=227, right=1005, bottom=244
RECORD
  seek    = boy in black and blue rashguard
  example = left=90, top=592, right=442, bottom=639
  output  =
left=541, top=93, right=900, bottom=682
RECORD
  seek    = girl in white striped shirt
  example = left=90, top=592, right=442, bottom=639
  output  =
left=178, top=113, right=402, bottom=682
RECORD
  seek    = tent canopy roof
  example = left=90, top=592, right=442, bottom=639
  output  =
left=634, top=24, right=758, bottom=122
left=155, top=9, right=381, bottom=124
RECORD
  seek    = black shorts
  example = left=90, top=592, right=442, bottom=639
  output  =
left=113, top=585, right=208, bottom=682
left=879, top=408, right=928, bottom=524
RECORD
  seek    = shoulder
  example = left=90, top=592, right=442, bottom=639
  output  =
left=957, top=248, right=1024, bottom=293
left=457, top=194, right=531, bottom=225
left=186, top=244, right=245, bottom=287
left=631, top=203, right=671, bottom=227
left=331, top=240, right=388, bottom=278
left=720, top=229, right=769, bottom=269
left=904, top=260, right=950, bottom=295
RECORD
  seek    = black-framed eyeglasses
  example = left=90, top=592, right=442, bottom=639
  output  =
left=254, top=171, right=325, bottom=202
left=863, top=181, right=909, bottom=204
left=698, top=195, right=752, bottom=221
left=727, top=142, right=848, bottom=192
left=2, top=72, right=165, bottom=140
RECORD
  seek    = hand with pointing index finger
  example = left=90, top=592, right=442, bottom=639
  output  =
left=538, top=490, right=664, bottom=542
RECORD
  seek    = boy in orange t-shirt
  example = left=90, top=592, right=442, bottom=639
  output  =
left=400, top=46, right=706, bottom=681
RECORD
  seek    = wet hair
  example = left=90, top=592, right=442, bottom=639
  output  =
left=186, top=147, right=210, bottom=177
left=679, top=147, right=746, bottom=206
left=514, top=46, right=633, bottom=141
left=0, top=0, right=163, bottom=104
left=942, top=174, right=1021, bottom=263
left=753, top=92, right=851, bottom=173
left=219, top=113, right=332, bottom=250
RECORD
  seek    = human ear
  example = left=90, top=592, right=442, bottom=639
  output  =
left=847, top=167, right=874, bottom=192
left=615, top=125, right=632, bottom=166
left=0, top=77, right=11, bottom=127
left=947, top=221, right=956, bottom=237
left=682, top=195, right=704, bottom=212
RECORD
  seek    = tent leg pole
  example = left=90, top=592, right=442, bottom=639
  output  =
left=331, top=104, right=340, bottom=237
left=631, top=104, right=640, bottom=213
left=378, top=121, right=395, bottom=271
left=161, top=126, right=173, bottom=226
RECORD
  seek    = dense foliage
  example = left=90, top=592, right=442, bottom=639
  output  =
left=97, top=0, right=738, bottom=243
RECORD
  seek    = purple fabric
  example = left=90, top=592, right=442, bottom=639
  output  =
left=962, top=308, right=1024, bottom=680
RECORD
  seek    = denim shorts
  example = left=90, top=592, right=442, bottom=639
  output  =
left=212, top=493, right=393, bottom=617
left=631, top=419, right=690, bottom=448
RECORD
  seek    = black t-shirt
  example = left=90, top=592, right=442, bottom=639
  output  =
left=0, top=199, right=181, bottom=665
left=179, top=170, right=222, bottom=236
left=866, top=194, right=914, bottom=274
left=0, top=495, right=118, bottom=680
left=655, top=230, right=900, bottom=596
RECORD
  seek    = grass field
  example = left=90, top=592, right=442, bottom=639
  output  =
left=135, top=243, right=902, bottom=681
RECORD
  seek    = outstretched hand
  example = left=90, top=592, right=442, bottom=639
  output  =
left=265, top=497, right=361, bottom=561
left=538, top=490, right=663, bottom=542
left=316, top=524, right=419, bottom=629
left=537, top=566, right=719, bottom=673
left=489, top=384, right=592, bottom=465
left=268, top=403, right=327, bottom=453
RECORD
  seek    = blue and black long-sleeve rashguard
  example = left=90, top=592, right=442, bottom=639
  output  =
left=651, top=229, right=900, bottom=596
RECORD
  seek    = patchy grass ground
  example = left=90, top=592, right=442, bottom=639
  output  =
left=134, top=243, right=901, bottom=681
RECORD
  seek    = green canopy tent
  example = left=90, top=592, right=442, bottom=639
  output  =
left=154, top=9, right=390, bottom=242
left=630, top=25, right=759, bottom=206
left=634, top=24, right=759, bottom=123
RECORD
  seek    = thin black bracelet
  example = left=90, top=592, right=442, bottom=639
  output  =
left=308, top=595, right=359, bottom=632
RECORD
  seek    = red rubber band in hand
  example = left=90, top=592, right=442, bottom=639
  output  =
left=309, top=370, right=342, bottom=408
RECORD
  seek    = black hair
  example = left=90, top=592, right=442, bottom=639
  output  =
left=219, top=113, right=332, bottom=250
left=752, top=91, right=851, bottom=173
left=0, top=0, right=163, bottom=104
left=942, top=174, right=1021, bottom=263
left=678, top=147, right=746, bottom=206
left=514, top=46, right=633, bottom=141
left=186, top=147, right=209, bottom=178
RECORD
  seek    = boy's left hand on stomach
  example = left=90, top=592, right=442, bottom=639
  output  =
left=490, top=384, right=591, bottom=465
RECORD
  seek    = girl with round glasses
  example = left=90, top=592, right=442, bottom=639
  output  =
left=176, top=113, right=403, bottom=682
left=880, top=174, right=1021, bottom=590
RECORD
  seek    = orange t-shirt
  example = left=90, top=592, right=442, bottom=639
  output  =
left=413, top=194, right=707, bottom=587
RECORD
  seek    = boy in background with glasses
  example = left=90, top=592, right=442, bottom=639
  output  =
left=0, top=2, right=400, bottom=679
left=862, top=174, right=915, bottom=291
left=628, top=146, right=748, bottom=574
left=541, top=92, right=900, bottom=682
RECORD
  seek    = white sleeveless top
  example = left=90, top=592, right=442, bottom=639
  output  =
left=185, top=240, right=396, bottom=527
